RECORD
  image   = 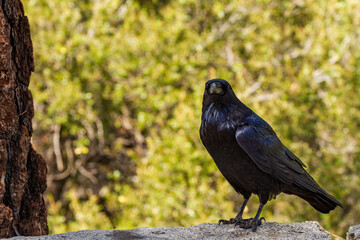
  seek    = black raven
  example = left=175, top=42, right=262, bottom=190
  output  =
left=200, top=79, right=342, bottom=231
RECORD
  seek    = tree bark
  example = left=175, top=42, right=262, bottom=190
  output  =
left=0, top=0, right=48, bottom=237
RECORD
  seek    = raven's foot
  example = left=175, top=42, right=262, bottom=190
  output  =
left=219, top=217, right=253, bottom=225
left=218, top=218, right=236, bottom=225
left=234, top=217, right=265, bottom=232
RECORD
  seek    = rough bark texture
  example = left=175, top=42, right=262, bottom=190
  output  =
left=0, top=0, right=48, bottom=237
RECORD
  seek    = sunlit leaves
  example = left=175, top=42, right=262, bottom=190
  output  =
left=24, top=0, right=360, bottom=236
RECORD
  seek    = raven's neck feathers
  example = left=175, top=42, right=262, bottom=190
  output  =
left=201, top=94, right=252, bottom=126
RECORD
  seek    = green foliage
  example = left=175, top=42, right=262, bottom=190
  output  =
left=24, top=0, right=359, bottom=237
left=47, top=190, right=112, bottom=234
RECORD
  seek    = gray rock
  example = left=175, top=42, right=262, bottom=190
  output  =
left=4, top=221, right=331, bottom=240
left=347, top=225, right=360, bottom=240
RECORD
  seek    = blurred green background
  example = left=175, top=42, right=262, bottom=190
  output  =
left=23, top=0, right=359, bottom=237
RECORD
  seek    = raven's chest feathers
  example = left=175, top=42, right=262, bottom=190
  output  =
left=200, top=102, right=237, bottom=143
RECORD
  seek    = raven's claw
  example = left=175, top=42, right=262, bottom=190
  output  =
left=234, top=217, right=265, bottom=232
left=234, top=218, right=253, bottom=227
left=218, top=218, right=236, bottom=225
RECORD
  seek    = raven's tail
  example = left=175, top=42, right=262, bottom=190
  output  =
left=286, top=173, right=343, bottom=213
left=297, top=190, right=342, bottom=213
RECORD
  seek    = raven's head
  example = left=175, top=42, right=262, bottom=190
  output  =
left=201, top=79, right=250, bottom=127
left=202, top=79, right=239, bottom=109
left=205, top=79, right=231, bottom=96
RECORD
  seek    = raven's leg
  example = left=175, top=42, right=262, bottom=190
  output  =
left=235, top=195, right=267, bottom=232
left=250, top=202, right=266, bottom=231
left=235, top=202, right=265, bottom=231
left=219, top=197, right=250, bottom=225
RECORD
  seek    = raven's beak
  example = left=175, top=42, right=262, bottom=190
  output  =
left=209, top=82, right=224, bottom=95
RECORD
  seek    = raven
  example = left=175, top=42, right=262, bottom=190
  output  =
left=200, top=79, right=342, bottom=231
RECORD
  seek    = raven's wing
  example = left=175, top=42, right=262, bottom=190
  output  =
left=235, top=123, right=306, bottom=185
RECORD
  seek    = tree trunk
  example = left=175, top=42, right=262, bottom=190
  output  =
left=0, top=0, right=48, bottom=237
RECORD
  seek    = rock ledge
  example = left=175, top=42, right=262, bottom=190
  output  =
left=5, top=221, right=331, bottom=240
left=347, top=225, right=360, bottom=240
